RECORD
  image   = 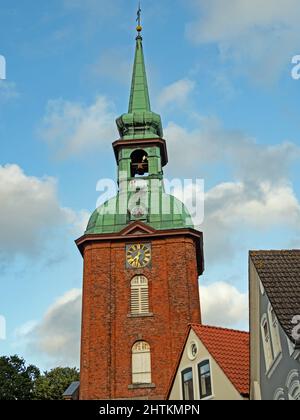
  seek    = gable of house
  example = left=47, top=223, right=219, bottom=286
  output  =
left=168, top=326, right=249, bottom=400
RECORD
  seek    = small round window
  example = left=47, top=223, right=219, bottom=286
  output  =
left=188, top=341, right=198, bottom=360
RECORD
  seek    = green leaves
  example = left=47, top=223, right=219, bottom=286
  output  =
left=33, top=367, right=79, bottom=400
left=0, top=355, right=40, bottom=400
left=0, top=355, right=79, bottom=400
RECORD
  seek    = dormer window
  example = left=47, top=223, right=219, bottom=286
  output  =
left=131, top=150, right=149, bottom=177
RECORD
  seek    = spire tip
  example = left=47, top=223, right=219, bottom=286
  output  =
left=136, top=2, right=142, bottom=34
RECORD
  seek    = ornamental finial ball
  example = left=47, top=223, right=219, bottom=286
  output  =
left=136, top=25, right=142, bottom=33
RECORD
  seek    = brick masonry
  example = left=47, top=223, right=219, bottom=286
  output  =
left=79, top=235, right=202, bottom=400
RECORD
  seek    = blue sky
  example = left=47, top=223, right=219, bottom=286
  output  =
left=0, top=0, right=300, bottom=370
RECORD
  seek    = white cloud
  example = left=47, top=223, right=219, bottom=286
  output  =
left=64, top=208, right=91, bottom=237
left=0, top=164, right=88, bottom=258
left=39, top=96, right=117, bottom=159
left=175, top=179, right=300, bottom=263
left=202, top=181, right=300, bottom=263
left=18, top=289, right=82, bottom=367
left=0, top=164, right=63, bottom=256
left=15, top=320, right=38, bottom=338
left=157, top=79, right=196, bottom=110
left=200, top=282, right=248, bottom=329
left=186, top=0, right=300, bottom=83
left=166, top=115, right=300, bottom=263
left=165, top=116, right=300, bottom=182
left=206, top=181, right=300, bottom=229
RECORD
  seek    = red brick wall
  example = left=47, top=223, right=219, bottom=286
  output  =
left=79, top=236, right=201, bottom=400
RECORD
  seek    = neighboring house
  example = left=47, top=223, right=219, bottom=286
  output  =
left=250, top=251, right=300, bottom=401
left=63, top=382, right=80, bottom=400
left=167, top=325, right=249, bottom=400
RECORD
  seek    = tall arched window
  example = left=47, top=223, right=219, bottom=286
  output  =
left=268, top=304, right=282, bottom=358
left=131, top=276, right=149, bottom=315
left=132, top=341, right=152, bottom=384
left=261, top=314, right=273, bottom=371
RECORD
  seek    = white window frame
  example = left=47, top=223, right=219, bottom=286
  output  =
left=261, top=314, right=274, bottom=372
left=132, top=341, right=152, bottom=385
left=181, top=367, right=195, bottom=401
left=197, top=358, right=214, bottom=401
left=130, top=276, right=149, bottom=315
left=267, top=304, right=282, bottom=359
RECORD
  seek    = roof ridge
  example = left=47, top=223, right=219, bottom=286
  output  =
left=250, top=249, right=300, bottom=253
left=190, top=323, right=249, bottom=335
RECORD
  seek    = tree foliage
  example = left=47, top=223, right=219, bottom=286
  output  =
left=33, top=367, right=79, bottom=400
left=0, top=355, right=40, bottom=400
left=0, top=355, right=79, bottom=400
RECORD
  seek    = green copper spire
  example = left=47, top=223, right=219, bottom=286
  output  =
left=84, top=8, right=195, bottom=236
left=116, top=9, right=163, bottom=140
left=128, top=34, right=151, bottom=113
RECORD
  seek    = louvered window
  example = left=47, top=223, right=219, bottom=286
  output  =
left=131, top=276, right=149, bottom=315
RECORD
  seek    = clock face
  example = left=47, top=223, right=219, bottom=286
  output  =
left=130, top=205, right=146, bottom=220
left=126, top=243, right=151, bottom=269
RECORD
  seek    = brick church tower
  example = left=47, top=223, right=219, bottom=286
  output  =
left=76, top=18, right=204, bottom=400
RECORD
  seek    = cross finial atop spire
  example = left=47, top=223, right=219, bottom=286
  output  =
left=136, top=2, right=142, bottom=34
left=116, top=5, right=163, bottom=140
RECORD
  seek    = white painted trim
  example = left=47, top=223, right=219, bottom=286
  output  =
left=286, top=336, right=300, bottom=360
left=179, top=357, right=215, bottom=401
left=253, top=381, right=262, bottom=401
left=187, top=340, right=199, bottom=361
left=266, top=352, right=283, bottom=379
left=286, top=370, right=300, bottom=400
left=286, top=369, right=299, bottom=388
left=259, top=280, right=265, bottom=295
left=261, top=313, right=274, bottom=372
left=267, top=303, right=282, bottom=359
left=180, top=366, right=195, bottom=401
left=273, top=387, right=285, bottom=401
left=249, top=261, right=262, bottom=400
left=197, top=357, right=215, bottom=401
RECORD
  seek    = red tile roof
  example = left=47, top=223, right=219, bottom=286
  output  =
left=192, top=325, right=250, bottom=397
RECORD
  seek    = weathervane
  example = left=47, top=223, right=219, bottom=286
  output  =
left=136, top=2, right=142, bottom=34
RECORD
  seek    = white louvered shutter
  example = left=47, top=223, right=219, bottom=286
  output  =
left=131, top=276, right=149, bottom=315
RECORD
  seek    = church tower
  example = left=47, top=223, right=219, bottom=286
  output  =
left=76, top=17, right=204, bottom=400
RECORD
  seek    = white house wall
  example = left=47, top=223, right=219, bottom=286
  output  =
left=169, top=330, right=243, bottom=401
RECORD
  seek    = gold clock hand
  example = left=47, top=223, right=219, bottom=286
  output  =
left=132, top=252, right=141, bottom=265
